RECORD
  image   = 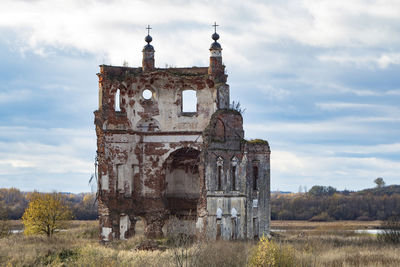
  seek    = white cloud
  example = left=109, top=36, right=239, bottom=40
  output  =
left=0, top=0, right=399, bottom=66
left=315, top=102, right=389, bottom=111
left=0, top=127, right=95, bottom=176
left=257, top=84, right=290, bottom=100
left=0, top=89, right=32, bottom=104
left=246, top=119, right=371, bottom=136
left=0, top=0, right=399, bottom=192
left=318, top=53, right=400, bottom=68
left=271, top=148, right=400, bottom=191
left=377, top=53, right=400, bottom=68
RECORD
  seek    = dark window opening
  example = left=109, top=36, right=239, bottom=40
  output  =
left=231, top=218, right=237, bottom=240
left=253, top=166, right=258, bottom=190
left=216, top=219, right=222, bottom=240
left=253, top=218, right=259, bottom=239
left=232, top=166, right=236, bottom=191
left=218, top=166, right=222, bottom=190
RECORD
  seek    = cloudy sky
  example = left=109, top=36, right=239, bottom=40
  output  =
left=0, top=0, right=399, bottom=193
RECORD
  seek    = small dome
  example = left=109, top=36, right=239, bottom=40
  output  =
left=212, top=32, right=220, bottom=41
left=210, top=41, right=222, bottom=50
left=145, top=35, right=152, bottom=44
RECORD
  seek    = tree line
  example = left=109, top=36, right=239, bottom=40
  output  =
left=272, top=185, right=400, bottom=221
left=0, top=188, right=98, bottom=220
left=2, top=184, right=400, bottom=221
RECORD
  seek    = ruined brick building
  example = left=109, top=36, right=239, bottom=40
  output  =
left=94, top=25, right=271, bottom=242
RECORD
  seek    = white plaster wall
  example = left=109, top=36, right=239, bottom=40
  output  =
left=206, top=196, right=246, bottom=240
left=101, top=227, right=112, bottom=241
left=104, top=134, right=139, bottom=195
left=119, top=215, right=130, bottom=240
left=101, top=174, right=109, bottom=191
left=119, top=74, right=217, bottom=133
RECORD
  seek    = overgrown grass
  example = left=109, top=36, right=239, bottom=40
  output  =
left=1, top=220, right=400, bottom=266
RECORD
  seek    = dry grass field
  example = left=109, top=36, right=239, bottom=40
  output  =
left=0, top=220, right=399, bottom=266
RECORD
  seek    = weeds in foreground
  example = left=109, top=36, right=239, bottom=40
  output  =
left=378, top=216, right=400, bottom=244
left=1, top=220, right=400, bottom=267
left=248, top=235, right=295, bottom=267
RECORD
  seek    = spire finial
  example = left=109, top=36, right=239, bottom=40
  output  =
left=145, top=25, right=153, bottom=44
left=211, top=22, right=220, bottom=42
left=146, top=25, right=152, bottom=36
left=212, top=22, right=219, bottom=33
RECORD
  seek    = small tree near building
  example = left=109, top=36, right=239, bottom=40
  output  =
left=22, top=192, right=73, bottom=237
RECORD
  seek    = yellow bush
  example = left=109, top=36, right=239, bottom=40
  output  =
left=22, top=193, right=73, bottom=237
left=248, top=235, right=295, bottom=267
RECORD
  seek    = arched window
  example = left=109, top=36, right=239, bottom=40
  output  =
left=216, top=157, right=224, bottom=190
left=182, top=90, right=197, bottom=112
left=231, top=157, right=238, bottom=191
left=115, top=89, right=121, bottom=111
left=216, top=208, right=223, bottom=219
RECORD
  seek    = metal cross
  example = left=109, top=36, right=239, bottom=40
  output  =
left=146, top=25, right=152, bottom=35
left=212, top=22, right=219, bottom=33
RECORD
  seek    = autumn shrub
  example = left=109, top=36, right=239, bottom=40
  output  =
left=248, top=235, right=295, bottom=267
left=22, top=192, right=73, bottom=237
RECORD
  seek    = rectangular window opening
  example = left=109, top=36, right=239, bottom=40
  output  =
left=232, top=166, right=236, bottom=191
left=182, top=90, right=197, bottom=113
left=218, top=166, right=222, bottom=190
left=253, top=166, right=258, bottom=191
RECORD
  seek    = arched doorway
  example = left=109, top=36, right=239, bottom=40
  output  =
left=164, top=147, right=200, bottom=235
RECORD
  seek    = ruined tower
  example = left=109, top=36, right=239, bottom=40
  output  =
left=94, top=24, right=271, bottom=242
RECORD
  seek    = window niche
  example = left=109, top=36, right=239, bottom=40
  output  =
left=231, top=208, right=238, bottom=240
left=181, top=89, right=197, bottom=114
left=216, top=156, right=224, bottom=191
left=216, top=208, right=222, bottom=240
left=253, top=165, right=258, bottom=191
left=231, top=157, right=238, bottom=191
left=115, top=89, right=121, bottom=112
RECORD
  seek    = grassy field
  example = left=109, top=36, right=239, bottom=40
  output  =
left=0, top=220, right=399, bottom=266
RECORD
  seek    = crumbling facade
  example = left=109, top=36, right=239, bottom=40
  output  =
left=94, top=26, right=271, bottom=242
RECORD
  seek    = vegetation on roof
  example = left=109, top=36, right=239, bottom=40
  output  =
left=247, top=139, right=269, bottom=145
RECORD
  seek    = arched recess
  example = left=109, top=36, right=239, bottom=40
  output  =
left=136, top=118, right=161, bottom=132
left=164, top=148, right=200, bottom=218
left=213, top=118, right=225, bottom=142
left=110, top=82, right=127, bottom=113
